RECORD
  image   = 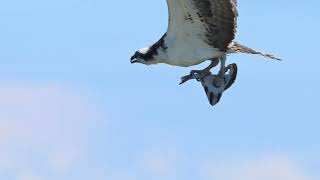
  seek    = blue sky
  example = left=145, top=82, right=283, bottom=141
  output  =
left=0, top=0, right=319, bottom=180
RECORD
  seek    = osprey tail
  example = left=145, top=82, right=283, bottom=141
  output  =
left=229, top=42, right=281, bottom=60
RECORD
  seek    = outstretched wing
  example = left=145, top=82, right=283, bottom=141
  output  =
left=166, top=0, right=238, bottom=51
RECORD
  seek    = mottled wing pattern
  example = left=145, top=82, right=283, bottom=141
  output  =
left=166, top=0, right=238, bottom=51
left=229, top=42, right=281, bottom=60
left=232, top=0, right=237, bottom=6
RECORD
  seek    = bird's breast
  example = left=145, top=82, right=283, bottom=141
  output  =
left=160, top=35, right=224, bottom=67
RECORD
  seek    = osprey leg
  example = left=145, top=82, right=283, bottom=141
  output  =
left=179, top=58, right=219, bottom=85
left=218, top=55, right=227, bottom=76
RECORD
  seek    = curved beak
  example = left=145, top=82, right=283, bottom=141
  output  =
left=130, top=56, right=138, bottom=63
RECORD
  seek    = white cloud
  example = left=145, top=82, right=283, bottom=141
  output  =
left=16, top=172, right=43, bottom=180
left=205, top=155, right=310, bottom=180
left=0, top=84, right=100, bottom=175
left=141, top=146, right=177, bottom=177
left=47, top=144, right=83, bottom=173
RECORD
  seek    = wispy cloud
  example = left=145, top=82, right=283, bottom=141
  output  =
left=47, top=144, right=84, bottom=173
left=0, top=84, right=316, bottom=180
left=205, top=155, right=310, bottom=180
left=141, top=146, right=178, bottom=177
left=16, top=172, right=43, bottom=180
left=0, top=84, right=100, bottom=177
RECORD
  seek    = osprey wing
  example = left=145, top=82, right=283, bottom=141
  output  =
left=166, top=0, right=238, bottom=51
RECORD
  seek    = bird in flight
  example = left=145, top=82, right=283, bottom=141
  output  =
left=131, top=0, right=280, bottom=106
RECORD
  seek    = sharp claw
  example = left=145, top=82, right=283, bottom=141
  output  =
left=179, top=75, right=192, bottom=85
left=180, top=69, right=213, bottom=85
left=179, top=72, right=207, bottom=85
left=179, top=81, right=186, bottom=85
left=179, top=74, right=198, bottom=85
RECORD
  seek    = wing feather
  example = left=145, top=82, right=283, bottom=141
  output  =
left=166, top=0, right=238, bottom=51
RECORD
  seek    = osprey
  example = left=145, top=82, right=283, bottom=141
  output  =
left=131, top=0, right=280, bottom=105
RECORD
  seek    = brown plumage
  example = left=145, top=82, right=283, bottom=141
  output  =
left=192, top=0, right=238, bottom=50
left=229, top=42, right=281, bottom=60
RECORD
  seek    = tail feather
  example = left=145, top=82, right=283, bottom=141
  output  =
left=229, top=42, right=281, bottom=60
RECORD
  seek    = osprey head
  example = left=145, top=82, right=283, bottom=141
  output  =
left=130, top=47, right=157, bottom=65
